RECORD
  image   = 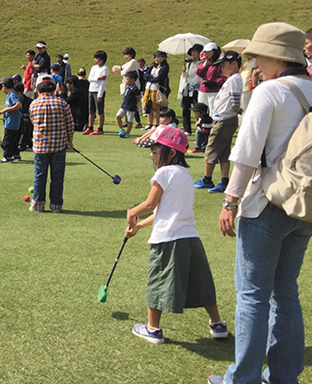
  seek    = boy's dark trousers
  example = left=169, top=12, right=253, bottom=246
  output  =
left=2, top=129, right=20, bottom=159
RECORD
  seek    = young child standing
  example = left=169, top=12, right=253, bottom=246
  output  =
left=0, top=77, right=21, bottom=163
left=194, top=51, right=243, bottom=193
left=83, top=50, right=108, bottom=136
left=117, top=71, right=141, bottom=139
left=188, top=102, right=213, bottom=153
left=126, top=126, right=228, bottom=343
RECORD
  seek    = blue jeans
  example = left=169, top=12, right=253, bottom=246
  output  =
left=224, top=202, right=312, bottom=384
left=33, top=148, right=67, bottom=206
left=195, top=128, right=209, bottom=150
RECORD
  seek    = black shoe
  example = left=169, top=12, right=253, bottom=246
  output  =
left=14, top=155, right=22, bottom=161
left=1, top=157, right=14, bottom=163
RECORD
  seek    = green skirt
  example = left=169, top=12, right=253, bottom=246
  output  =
left=146, top=237, right=216, bottom=313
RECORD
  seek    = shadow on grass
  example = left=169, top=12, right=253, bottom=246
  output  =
left=112, top=311, right=135, bottom=321
left=305, top=346, right=312, bottom=366
left=61, top=209, right=126, bottom=218
left=166, top=335, right=235, bottom=361
left=165, top=339, right=312, bottom=366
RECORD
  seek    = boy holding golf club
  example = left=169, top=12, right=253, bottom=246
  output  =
left=125, top=126, right=228, bottom=343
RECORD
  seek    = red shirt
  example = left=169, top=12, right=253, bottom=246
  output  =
left=23, top=62, right=34, bottom=92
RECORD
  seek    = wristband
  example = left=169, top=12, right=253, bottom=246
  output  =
left=223, top=198, right=239, bottom=210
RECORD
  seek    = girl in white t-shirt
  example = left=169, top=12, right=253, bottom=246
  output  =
left=126, top=126, right=228, bottom=343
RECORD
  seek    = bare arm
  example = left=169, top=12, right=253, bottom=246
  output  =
left=0, top=101, right=22, bottom=114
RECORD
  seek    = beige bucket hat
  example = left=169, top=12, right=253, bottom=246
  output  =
left=243, top=22, right=306, bottom=66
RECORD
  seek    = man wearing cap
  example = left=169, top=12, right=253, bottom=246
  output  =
left=33, top=41, right=51, bottom=76
left=179, top=43, right=203, bottom=135
left=0, top=76, right=22, bottom=163
left=29, top=74, right=74, bottom=213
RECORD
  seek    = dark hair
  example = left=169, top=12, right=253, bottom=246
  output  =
left=14, top=83, right=24, bottom=93
left=159, top=108, right=179, bottom=126
left=66, top=75, right=79, bottom=87
left=152, top=143, right=189, bottom=168
left=211, top=46, right=222, bottom=63
left=306, top=28, right=312, bottom=41
left=159, top=108, right=175, bottom=121
left=137, top=58, right=146, bottom=64
left=51, top=65, right=60, bottom=73
left=26, top=49, right=35, bottom=56
left=123, top=47, right=136, bottom=58
left=37, top=82, right=56, bottom=93
left=77, top=67, right=86, bottom=76
left=56, top=54, right=63, bottom=60
left=37, top=40, right=46, bottom=45
left=125, top=70, right=138, bottom=80
left=284, top=61, right=306, bottom=69
left=94, top=50, right=107, bottom=64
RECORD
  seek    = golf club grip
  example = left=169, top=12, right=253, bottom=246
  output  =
left=73, top=147, right=113, bottom=178
left=105, top=237, right=128, bottom=287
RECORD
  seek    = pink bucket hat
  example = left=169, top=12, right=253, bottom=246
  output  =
left=137, top=126, right=189, bottom=153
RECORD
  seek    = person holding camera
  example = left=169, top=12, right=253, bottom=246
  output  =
left=195, top=42, right=226, bottom=115
left=178, top=44, right=203, bottom=135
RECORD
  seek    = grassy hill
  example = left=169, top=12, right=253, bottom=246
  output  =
left=0, top=1, right=312, bottom=383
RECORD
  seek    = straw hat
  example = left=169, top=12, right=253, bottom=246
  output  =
left=243, top=22, right=306, bottom=66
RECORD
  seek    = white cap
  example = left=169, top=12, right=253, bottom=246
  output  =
left=203, top=42, right=218, bottom=52
left=37, top=74, right=56, bottom=86
left=36, top=43, right=46, bottom=49
left=63, top=53, right=70, bottom=60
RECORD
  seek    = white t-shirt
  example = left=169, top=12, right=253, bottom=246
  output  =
left=148, top=165, right=199, bottom=244
left=213, top=73, right=243, bottom=121
left=88, top=64, right=109, bottom=97
left=230, top=75, right=312, bottom=218
left=120, top=59, right=140, bottom=94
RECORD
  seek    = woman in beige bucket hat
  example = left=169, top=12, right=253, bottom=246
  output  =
left=208, top=22, right=312, bottom=384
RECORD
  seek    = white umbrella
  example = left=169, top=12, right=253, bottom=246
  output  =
left=158, top=33, right=211, bottom=55
left=222, top=39, right=251, bottom=53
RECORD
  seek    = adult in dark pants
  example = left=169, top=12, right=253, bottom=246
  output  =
left=179, top=44, right=203, bottom=135
left=29, top=74, right=74, bottom=213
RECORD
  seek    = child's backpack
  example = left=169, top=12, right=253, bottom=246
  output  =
left=261, top=78, right=312, bottom=222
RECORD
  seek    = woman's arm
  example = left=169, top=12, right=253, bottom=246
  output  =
left=219, top=163, right=255, bottom=237
left=148, top=65, right=169, bottom=84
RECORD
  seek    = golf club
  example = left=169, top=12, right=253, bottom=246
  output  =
left=73, top=147, right=121, bottom=184
left=97, top=237, right=128, bottom=303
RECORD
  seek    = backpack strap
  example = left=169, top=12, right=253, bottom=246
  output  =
left=278, top=78, right=311, bottom=114
left=261, top=78, right=311, bottom=168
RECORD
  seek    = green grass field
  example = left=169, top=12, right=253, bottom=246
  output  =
left=1, top=1, right=312, bottom=383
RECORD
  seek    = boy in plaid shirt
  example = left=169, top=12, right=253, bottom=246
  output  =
left=29, top=74, right=74, bottom=213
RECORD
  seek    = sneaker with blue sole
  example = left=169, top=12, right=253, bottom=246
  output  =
left=132, top=323, right=165, bottom=344
left=120, top=132, right=130, bottom=138
left=194, top=178, right=215, bottom=189
left=209, top=320, right=229, bottom=338
left=209, top=182, right=227, bottom=194
left=207, top=375, right=224, bottom=384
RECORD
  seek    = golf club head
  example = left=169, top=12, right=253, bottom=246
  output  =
left=97, top=284, right=108, bottom=303
left=112, top=175, right=121, bottom=185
